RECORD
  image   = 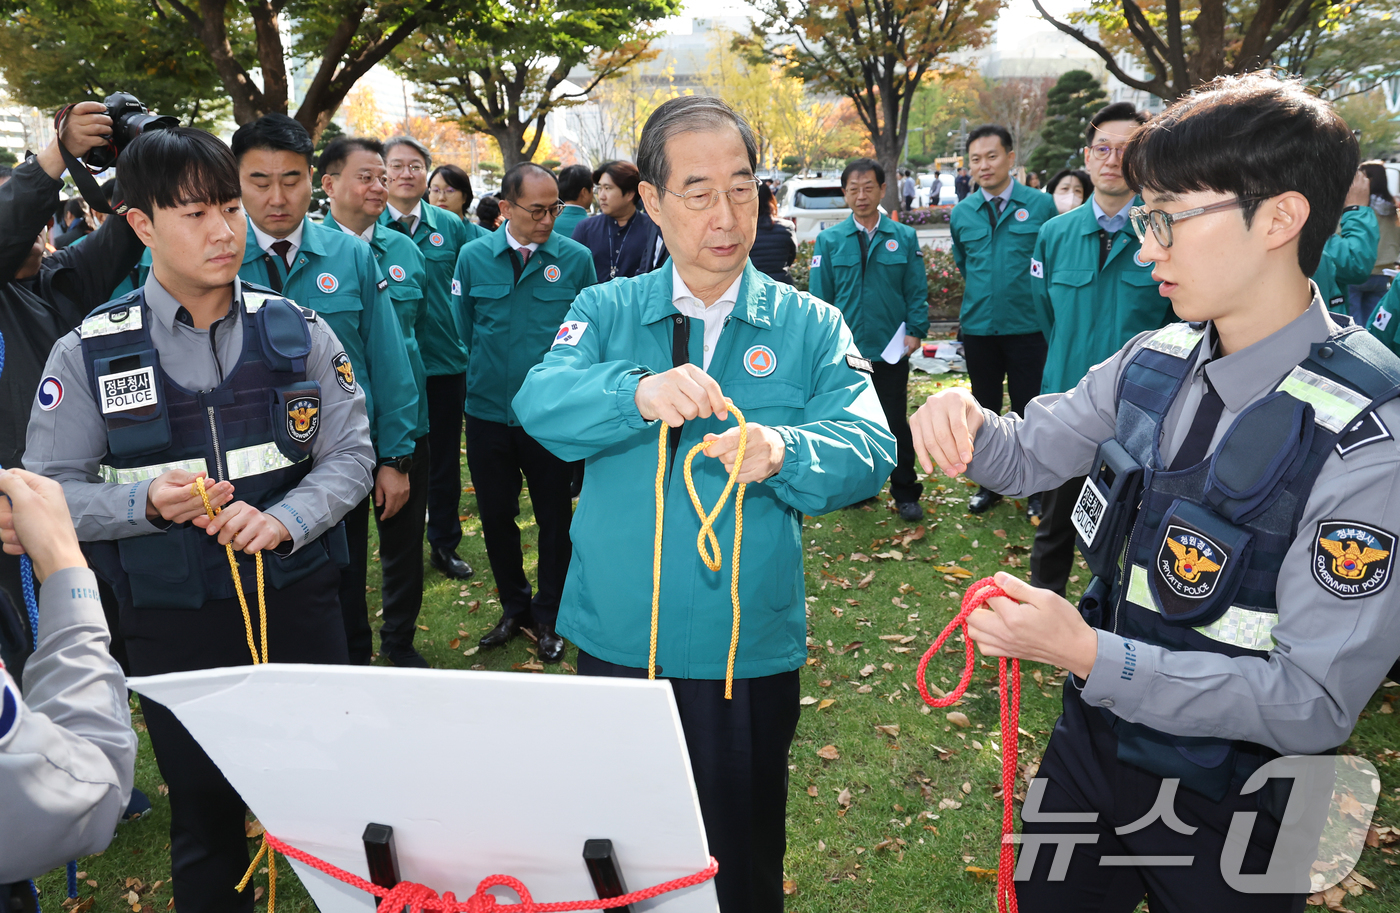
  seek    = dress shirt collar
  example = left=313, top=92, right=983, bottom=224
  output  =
left=387, top=201, right=424, bottom=234
left=1091, top=195, right=1131, bottom=235
left=503, top=224, right=539, bottom=254
left=334, top=218, right=375, bottom=243
left=144, top=271, right=242, bottom=332
left=249, top=218, right=304, bottom=260
left=1198, top=291, right=1335, bottom=414
left=981, top=180, right=1016, bottom=208
left=672, top=263, right=742, bottom=310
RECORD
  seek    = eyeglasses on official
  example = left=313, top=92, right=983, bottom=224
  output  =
left=659, top=179, right=760, bottom=211
left=327, top=171, right=389, bottom=188
left=1129, top=197, right=1260, bottom=249
left=387, top=162, right=426, bottom=176
left=1086, top=143, right=1128, bottom=161
left=508, top=201, right=566, bottom=221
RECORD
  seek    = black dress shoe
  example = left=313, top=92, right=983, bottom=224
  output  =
left=1026, top=494, right=1043, bottom=524
left=479, top=615, right=523, bottom=648
left=968, top=487, right=1002, bottom=514
left=385, top=646, right=430, bottom=668
left=430, top=546, right=474, bottom=580
left=535, top=619, right=566, bottom=664
left=896, top=501, right=924, bottom=522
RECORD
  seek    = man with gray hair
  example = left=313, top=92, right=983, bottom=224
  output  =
left=515, top=95, right=895, bottom=913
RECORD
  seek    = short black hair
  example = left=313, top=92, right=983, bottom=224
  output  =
left=231, top=113, right=315, bottom=165
left=500, top=162, right=556, bottom=202
left=317, top=137, right=385, bottom=178
left=427, top=164, right=474, bottom=207
left=592, top=160, right=640, bottom=198
left=1047, top=168, right=1092, bottom=201
left=1086, top=102, right=1147, bottom=146
left=1123, top=73, right=1357, bottom=276
left=475, top=195, right=501, bottom=227
left=841, top=157, right=885, bottom=188
left=967, top=124, right=1013, bottom=153
left=558, top=164, right=593, bottom=203
left=116, top=127, right=241, bottom=217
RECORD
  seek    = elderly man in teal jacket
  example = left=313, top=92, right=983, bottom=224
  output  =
left=809, top=157, right=929, bottom=522
left=514, top=96, right=894, bottom=913
left=950, top=124, right=1059, bottom=517
left=454, top=163, right=597, bottom=664
left=1027, top=103, right=1176, bottom=597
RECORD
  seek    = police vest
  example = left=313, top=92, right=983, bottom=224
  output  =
left=79, top=285, right=342, bottom=610
left=1071, top=321, right=1400, bottom=799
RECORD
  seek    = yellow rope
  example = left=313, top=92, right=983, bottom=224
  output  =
left=195, top=477, right=276, bottom=910
left=649, top=402, right=747, bottom=699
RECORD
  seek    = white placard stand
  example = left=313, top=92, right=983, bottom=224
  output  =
left=128, top=664, right=719, bottom=912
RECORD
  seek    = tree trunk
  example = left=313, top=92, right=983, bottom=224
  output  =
left=493, top=120, right=531, bottom=169
left=875, top=130, right=901, bottom=215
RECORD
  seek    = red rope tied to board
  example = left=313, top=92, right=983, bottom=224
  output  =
left=916, top=577, right=1020, bottom=913
left=261, top=832, right=718, bottom=913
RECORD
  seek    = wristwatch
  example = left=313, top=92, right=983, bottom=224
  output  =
left=378, top=454, right=413, bottom=473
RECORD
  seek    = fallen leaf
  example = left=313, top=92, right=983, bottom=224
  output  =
left=860, top=664, right=876, bottom=677
left=878, top=634, right=906, bottom=642
left=245, top=819, right=265, bottom=838
left=938, top=798, right=962, bottom=810
left=838, top=641, right=864, bottom=655
left=875, top=551, right=904, bottom=561
left=875, top=724, right=901, bottom=737
left=449, top=638, right=461, bottom=650
left=882, top=662, right=895, bottom=671
left=467, top=600, right=480, bottom=613
left=416, top=624, right=429, bottom=631
left=993, top=529, right=1007, bottom=539
left=807, top=785, right=819, bottom=797
left=818, top=699, right=837, bottom=710
left=933, top=565, right=974, bottom=578
left=850, top=553, right=871, bottom=562
left=961, top=781, right=972, bottom=794
left=817, top=744, right=841, bottom=760
left=463, top=646, right=480, bottom=656
left=966, top=866, right=998, bottom=882
left=947, top=711, right=971, bottom=728
left=127, top=892, right=140, bottom=905
left=783, top=880, right=797, bottom=896
left=800, top=696, right=819, bottom=706
left=857, top=571, right=876, bottom=588
left=856, top=684, right=873, bottom=693
left=837, top=788, right=853, bottom=807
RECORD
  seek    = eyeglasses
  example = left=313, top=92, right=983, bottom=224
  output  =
left=660, top=179, right=760, bottom=212
left=387, top=162, right=426, bottom=176
left=1129, top=197, right=1259, bottom=249
left=1087, top=143, right=1128, bottom=161
left=506, top=201, right=565, bottom=221
left=428, top=186, right=461, bottom=195
left=327, top=172, right=389, bottom=188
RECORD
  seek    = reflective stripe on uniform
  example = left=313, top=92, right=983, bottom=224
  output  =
left=225, top=442, right=302, bottom=480
left=80, top=307, right=144, bottom=339
left=99, top=457, right=208, bottom=485
left=1276, top=366, right=1369, bottom=434
left=1125, top=564, right=1277, bottom=652
left=1141, top=323, right=1205, bottom=359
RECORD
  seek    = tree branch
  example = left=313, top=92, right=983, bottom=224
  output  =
left=1029, top=0, right=1170, bottom=97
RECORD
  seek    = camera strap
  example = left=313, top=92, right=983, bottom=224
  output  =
left=52, top=104, right=125, bottom=216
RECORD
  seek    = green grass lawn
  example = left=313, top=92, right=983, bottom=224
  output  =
left=36, top=368, right=1400, bottom=912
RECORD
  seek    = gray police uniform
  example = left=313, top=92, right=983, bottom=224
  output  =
left=23, top=274, right=373, bottom=913
left=965, top=293, right=1400, bottom=911
left=1, top=568, right=136, bottom=909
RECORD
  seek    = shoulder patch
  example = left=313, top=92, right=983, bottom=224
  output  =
left=846, top=353, right=874, bottom=374
left=553, top=321, right=588, bottom=347
left=451, top=278, right=462, bottom=296
left=1336, top=412, right=1393, bottom=457
left=1313, top=521, right=1395, bottom=599
left=332, top=352, right=356, bottom=392
left=36, top=376, right=63, bottom=411
left=295, top=304, right=317, bottom=322
left=80, top=305, right=143, bottom=339
left=1373, top=307, right=1392, bottom=332
left=1030, top=258, right=1044, bottom=278
left=811, top=254, right=822, bottom=268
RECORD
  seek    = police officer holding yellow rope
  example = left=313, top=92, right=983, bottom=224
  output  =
left=23, top=128, right=373, bottom=913
left=515, top=96, right=895, bottom=913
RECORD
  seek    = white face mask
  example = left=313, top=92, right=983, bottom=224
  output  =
left=1053, top=188, right=1081, bottom=214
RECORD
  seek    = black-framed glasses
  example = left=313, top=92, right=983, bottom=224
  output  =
left=660, top=179, right=760, bottom=211
left=1129, top=197, right=1259, bottom=248
left=1086, top=143, right=1128, bottom=161
left=506, top=200, right=565, bottom=221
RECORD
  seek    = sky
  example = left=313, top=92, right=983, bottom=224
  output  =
left=670, top=0, right=1086, bottom=47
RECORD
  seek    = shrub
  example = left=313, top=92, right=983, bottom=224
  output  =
left=788, top=240, right=963, bottom=322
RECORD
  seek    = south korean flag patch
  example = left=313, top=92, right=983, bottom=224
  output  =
left=1030, top=258, right=1044, bottom=279
left=553, top=321, right=588, bottom=347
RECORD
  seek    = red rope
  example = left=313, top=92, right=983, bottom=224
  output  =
left=262, top=833, right=717, bottom=913
left=916, top=578, right=1020, bottom=913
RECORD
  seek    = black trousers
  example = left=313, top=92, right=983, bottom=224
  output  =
left=123, top=561, right=346, bottom=913
left=871, top=359, right=922, bottom=504
left=464, top=415, right=573, bottom=626
left=1030, top=476, right=1085, bottom=596
left=1016, top=690, right=1305, bottom=913
left=425, top=372, right=466, bottom=552
left=577, top=651, right=801, bottom=913
left=962, top=332, right=1047, bottom=418
left=338, top=436, right=431, bottom=663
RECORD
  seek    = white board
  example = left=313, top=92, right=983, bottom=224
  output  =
left=128, top=664, right=718, bottom=912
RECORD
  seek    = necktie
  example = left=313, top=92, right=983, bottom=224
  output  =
left=396, top=214, right=416, bottom=236
left=987, top=196, right=1004, bottom=231
left=270, top=239, right=292, bottom=269
left=1169, top=375, right=1226, bottom=470
left=518, top=247, right=531, bottom=266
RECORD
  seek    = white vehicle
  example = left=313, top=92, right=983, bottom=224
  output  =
left=776, top=178, right=857, bottom=242
left=916, top=173, right=957, bottom=208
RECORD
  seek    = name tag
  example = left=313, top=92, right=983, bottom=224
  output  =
left=98, top=366, right=158, bottom=414
left=1070, top=476, right=1108, bottom=547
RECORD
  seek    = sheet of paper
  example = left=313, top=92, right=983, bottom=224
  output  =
left=880, top=321, right=908, bottom=364
left=130, top=665, right=717, bottom=912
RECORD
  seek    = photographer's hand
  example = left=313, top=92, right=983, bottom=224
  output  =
left=37, top=101, right=113, bottom=180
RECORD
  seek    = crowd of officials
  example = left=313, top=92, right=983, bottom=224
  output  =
left=3, top=77, right=1400, bottom=913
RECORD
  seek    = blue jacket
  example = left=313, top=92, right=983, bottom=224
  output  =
left=513, top=263, right=895, bottom=678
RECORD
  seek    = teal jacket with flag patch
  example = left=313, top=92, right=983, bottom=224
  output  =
left=238, top=215, right=417, bottom=459
left=949, top=180, right=1059, bottom=336
left=807, top=213, right=929, bottom=359
left=512, top=262, right=896, bottom=679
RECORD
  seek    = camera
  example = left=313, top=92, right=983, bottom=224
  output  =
left=83, top=92, right=179, bottom=171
